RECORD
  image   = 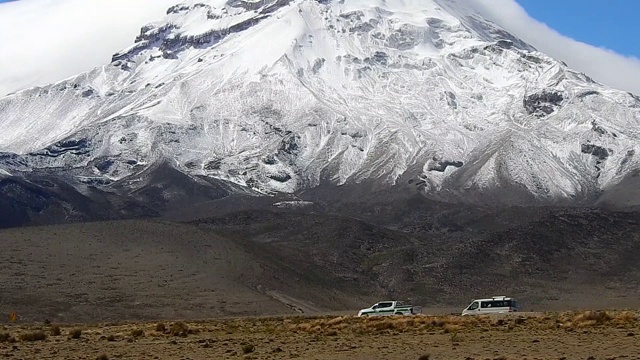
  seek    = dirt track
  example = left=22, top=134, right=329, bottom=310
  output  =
left=1, top=311, right=639, bottom=359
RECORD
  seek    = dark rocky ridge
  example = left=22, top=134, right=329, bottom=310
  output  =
left=113, top=0, right=295, bottom=63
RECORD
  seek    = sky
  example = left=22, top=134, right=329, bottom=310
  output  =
left=0, top=0, right=639, bottom=96
left=516, top=0, right=639, bottom=58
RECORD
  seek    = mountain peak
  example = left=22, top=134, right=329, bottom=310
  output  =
left=111, top=0, right=533, bottom=68
left=0, top=0, right=639, bottom=209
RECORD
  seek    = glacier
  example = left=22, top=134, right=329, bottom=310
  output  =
left=1, top=0, right=639, bottom=208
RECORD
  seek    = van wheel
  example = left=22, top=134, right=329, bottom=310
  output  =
left=394, top=312, right=403, bottom=316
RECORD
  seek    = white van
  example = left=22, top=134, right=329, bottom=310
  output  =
left=461, top=296, right=518, bottom=316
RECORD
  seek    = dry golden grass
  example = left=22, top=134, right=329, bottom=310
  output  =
left=0, top=310, right=637, bottom=360
left=0, top=332, right=16, bottom=343
left=612, top=310, right=638, bottom=325
left=288, top=314, right=502, bottom=336
left=69, top=328, right=82, bottom=339
left=50, top=325, right=61, bottom=336
left=169, top=321, right=189, bottom=337
left=18, top=330, right=47, bottom=342
left=155, top=322, right=166, bottom=333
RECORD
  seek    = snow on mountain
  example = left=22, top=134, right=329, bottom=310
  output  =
left=1, top=0, right=639, bottom=206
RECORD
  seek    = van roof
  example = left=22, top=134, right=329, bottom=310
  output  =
left=472, top=296, right=515, bottom=302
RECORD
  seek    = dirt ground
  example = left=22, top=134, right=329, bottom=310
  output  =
left=1, top=311, right=639, bottom=360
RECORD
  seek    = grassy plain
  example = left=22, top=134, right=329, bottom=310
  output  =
left=1, top=310, right=639, bottom=359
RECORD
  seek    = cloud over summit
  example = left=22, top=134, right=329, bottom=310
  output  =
left=1, top=0, right=639, bottom=95
left=0, top=0, right=177, bottom=96
left=467, top=0, right=640, bottom=95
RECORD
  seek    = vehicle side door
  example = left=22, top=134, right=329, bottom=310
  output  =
left=375, top=302, right=395, bottom=315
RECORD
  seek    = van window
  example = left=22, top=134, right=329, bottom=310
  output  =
left=467, top=302, right=479, bottom=310
left=480, top=300, right=516, bottom=308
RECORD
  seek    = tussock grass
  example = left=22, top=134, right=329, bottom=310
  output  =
left=282, top=310, right=638, bottom=336
left=288, top=314, right=493, bottom=335
left=573, top=310, right=612, bottom=325
left=170, top=322, right=189, bottom=337
left=69, top=328, right=82, bottom=339
left=155, top=323, right=166, bottom=333
left=242, top=344, right=255, bottom=354
left=612, top=311, right=637, bottom=325
left=0, top=332, right=16, bottom=343
left=50, top=325, right=61, bottom=336
left=18, top=331, right=47, bottom=342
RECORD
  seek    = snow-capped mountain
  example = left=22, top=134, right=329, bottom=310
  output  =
left=1, top=0, right=640, bottom=208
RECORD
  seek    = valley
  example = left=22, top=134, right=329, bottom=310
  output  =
left=1, top=190, right=640, bottom=323
left=0, top=3, right=639, bottom=358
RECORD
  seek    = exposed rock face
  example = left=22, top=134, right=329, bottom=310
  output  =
left=581, top=144, right=612, bottom=161
left=113, top=1, right=295, bottom=63
left=523, top=90, right=564, bottom=117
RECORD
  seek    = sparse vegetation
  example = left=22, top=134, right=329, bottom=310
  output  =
left=69, top=328, right=82, bottom=339
left=1, top=311, right=638, bottom=359
left=0, top=332, right=16, bottom=343
left=18, top=331, right=47, bottom=342
left=96, top=354, right=109, bottom=360
left=170, top=322, right=189, bottom=337
left=242, top=344, right=255, bottom=354
left=573, top=310, right=612, bottom=325
left=50, top=325, right=61, bottom=336
left=155, top=322, right=166, bottom=333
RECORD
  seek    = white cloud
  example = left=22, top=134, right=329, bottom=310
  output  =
left=467, top=0, right=640, bottom=95
left=0, top=0, right=178, bottom=96
left=0, top=0, right=639, bottom=96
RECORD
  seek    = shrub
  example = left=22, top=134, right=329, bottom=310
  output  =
left=106, top=335, right=116, bottom=342
left=96, top=354, right=109, bottom=360
left=170, top=322, right=189, bottom=337
left=69, top=328, right=82, bottom=339
left=573, top=311, right=612, bottom=326
left=613, top=311, right=638, bottom=325
left=418, top=355, right=430, bottom=360
left=242, top=344, right=255, bottom=354
left=155, top=323, right=166, bottom=333
left=0, top=333, right=16, bottom=343
left=19, top=331, right=47, bottom=342
left=50, top=325, right=61, bottom=336
left=443, top=324, right=462, bottom=334
left=131, top=329, right=144, bottom=337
